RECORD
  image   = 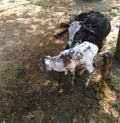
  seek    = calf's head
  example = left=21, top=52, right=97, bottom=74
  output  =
left=40, top=56, right=52, bottom=72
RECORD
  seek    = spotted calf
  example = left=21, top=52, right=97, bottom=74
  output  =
left=40, top=41, right=98, bottom=91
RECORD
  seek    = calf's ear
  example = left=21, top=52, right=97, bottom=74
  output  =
left=45, top=59, right=51, bottom=65
left=65, top=44, right=70, bottom=49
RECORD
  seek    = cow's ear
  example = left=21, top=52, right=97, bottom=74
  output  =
left=70, top=16, right=75, bottom=24
left=78, top=18, right=88, bottom=25
left=83, top=18, right=88, bottom=23
left=65, top=44, right=70, bottom=50
left=83, top=25, right=98, bottom=36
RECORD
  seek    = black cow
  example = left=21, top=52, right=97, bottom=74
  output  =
left=55, top=11, right=111, bottom=50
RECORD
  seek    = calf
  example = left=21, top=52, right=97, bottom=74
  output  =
left=40, top=41, right=99, bottom=91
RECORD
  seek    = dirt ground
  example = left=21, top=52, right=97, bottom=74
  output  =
left=0, top=0, right=120, bottom=123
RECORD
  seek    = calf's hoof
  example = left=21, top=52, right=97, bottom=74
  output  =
left=83, top=83, right=88, bottom=90
left=70, top=86, right=74, bottom=92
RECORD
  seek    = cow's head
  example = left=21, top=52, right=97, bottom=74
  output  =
left=66, top=19, right=96, bottom=49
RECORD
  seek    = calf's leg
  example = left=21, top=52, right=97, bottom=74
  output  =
left=85, top=64, right=95, bottom=88
left=70, top=69, right=75, bottom=91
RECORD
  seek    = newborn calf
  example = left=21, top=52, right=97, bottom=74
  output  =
left=40, top=41, right=98, bottom=90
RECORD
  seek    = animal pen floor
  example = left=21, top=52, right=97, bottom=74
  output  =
left=0, top=0, right=120, bottom=123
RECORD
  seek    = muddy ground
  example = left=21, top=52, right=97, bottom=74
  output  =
left=0, top=0, right=120, bottom=123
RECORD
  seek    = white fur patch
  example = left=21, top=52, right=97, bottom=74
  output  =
left=68, top=21, right=82, bottom=42
left=40, top=41, right=99, bottom=89
left=45, top=59, right=51, bottom=65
